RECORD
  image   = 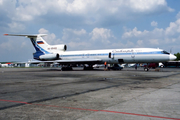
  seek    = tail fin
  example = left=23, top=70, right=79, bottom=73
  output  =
left=4, top=34, right=51, bottom=59
left=4, top=34, right=67, bottom=60
left=4, top=34, right=50, bottom=52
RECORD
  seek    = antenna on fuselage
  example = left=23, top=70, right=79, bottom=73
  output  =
left=170, top=47, right=173, bottom=54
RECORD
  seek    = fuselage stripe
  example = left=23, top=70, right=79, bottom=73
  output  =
left=60, top=51, right=165, bottom=57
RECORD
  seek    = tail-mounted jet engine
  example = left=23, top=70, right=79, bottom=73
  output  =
left=39, top=53, right=59, bottom=60
left=48, top=44, right=67, bottom=51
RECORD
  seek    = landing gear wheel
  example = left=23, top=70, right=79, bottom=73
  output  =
left=144, top=68, right=149, bottom=71
left=84, top=67, right=93, bottom=70
left=61, top=67, right=73, bottom=71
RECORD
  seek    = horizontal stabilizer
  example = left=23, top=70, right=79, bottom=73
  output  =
left=4, top=34, right=47, bottom=38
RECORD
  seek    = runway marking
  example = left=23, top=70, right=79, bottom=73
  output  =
left=0, top=99, right=179, bottom=120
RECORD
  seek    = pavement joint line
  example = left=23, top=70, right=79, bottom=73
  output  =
left=0, top=99, right=179, bottom=120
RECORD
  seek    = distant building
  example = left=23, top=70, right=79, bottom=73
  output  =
left=0, top=62, right=13, bottom=67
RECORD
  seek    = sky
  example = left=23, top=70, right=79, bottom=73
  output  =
left=1, top=0, right=180, bottom=62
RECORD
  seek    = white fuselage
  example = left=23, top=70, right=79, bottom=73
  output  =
left=55, top=48, right=175, bottom=64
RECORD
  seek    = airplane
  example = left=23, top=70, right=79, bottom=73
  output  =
left=4, top=34, right=177, bottom=71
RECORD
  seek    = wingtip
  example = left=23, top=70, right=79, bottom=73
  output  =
left=4, top=34, right=8, bottom=36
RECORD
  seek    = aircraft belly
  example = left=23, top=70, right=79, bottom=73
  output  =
left=131, top=55, right=169, bottom=63
left=119, top=54, right=169, bottom=63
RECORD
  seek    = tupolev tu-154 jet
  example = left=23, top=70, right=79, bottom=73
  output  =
left=4, top=34, right=176, bottom=70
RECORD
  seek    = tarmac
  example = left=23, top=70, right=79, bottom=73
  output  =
left=0, top=67, right=180, bottom=120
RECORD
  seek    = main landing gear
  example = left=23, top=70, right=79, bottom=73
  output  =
left=144, top=68, right=149, bottom=71
left=61, top=64, right=73, bottom=71
left=61, top=66, right=73, bottom=71
left=84, top=64, right=94, bottom=70
left=144, top=63, right=149, bottom=71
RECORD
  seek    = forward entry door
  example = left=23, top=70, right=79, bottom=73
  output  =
left=109, top=52, right=114, bottom=59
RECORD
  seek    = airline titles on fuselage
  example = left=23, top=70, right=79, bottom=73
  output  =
left=113, top=49, right=142, bottom=53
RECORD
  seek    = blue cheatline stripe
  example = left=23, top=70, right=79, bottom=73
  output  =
left=61, top=51, right=164, bottom=57
left=115, top=51, right=162, bottom=55
left=30, top=38, right=41, bottom=52
left=30, top=38, right=50, bottom=54
left=36, top=44, right=50, bottom=54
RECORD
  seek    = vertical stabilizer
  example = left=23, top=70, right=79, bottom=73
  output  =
left=4, top=34, right=67, bottom=60
left=4, top=34, right=51, bottom=59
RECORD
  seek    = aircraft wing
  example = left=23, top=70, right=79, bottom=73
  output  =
left=55, top=59, right=103, bottom=64
left=28, top=59, right=103, bottom=64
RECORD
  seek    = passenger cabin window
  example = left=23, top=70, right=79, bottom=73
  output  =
left=162, top=51, right=170, bottom=54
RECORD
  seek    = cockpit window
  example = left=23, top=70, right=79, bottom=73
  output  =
left=161, top=51, right=170, bottom=54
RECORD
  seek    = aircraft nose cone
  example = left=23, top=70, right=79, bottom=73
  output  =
left=169, top=54, right=177, bottom=61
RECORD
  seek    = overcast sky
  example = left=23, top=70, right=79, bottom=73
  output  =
left=1, top=0, right=180, bottom=61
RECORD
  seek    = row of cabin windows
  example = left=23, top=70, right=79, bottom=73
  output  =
left=59, top=51, right=169, bottom=57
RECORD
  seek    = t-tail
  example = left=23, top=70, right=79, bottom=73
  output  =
left=4, top=34, right=67, bottom=61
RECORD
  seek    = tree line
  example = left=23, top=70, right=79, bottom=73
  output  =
left=174, top=53, right=180, bottom=61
